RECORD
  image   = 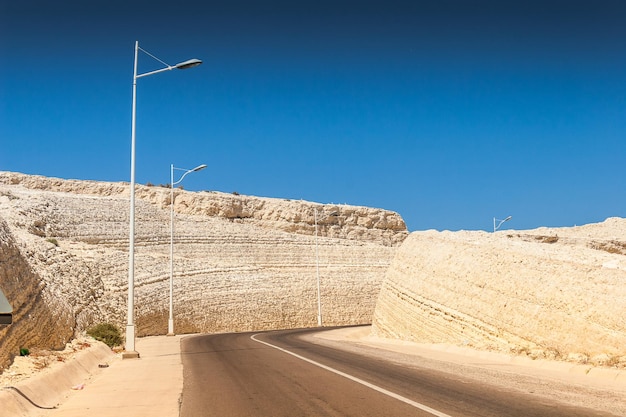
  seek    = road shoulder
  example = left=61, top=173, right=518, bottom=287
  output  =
left=311, top=325, right=626, bottom=416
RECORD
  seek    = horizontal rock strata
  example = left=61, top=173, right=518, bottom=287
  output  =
left=0, top=172, right=406, bottom=370
left=0, top=171, right=408, bottom=247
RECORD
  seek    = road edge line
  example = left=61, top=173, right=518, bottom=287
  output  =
left=250, top=333, right=454, bottom=417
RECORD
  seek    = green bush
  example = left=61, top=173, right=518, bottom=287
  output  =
left=19, top=348, right=30, bottom=356
left=87, top=323, right=123, bottom=348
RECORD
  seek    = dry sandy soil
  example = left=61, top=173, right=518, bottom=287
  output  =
left=0, top=336, right=101, bottom=388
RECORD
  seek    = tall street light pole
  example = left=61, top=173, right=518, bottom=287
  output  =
left=169, top=164, right=207, bottom=336
left=314, top=208, right=338, bottom=327
left=493, top=215, right=512, bottom=232
left=125, top=41, right=202, bottom=358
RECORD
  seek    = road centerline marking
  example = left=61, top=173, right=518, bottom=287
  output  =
left=250, top=333, right=454, bottom=417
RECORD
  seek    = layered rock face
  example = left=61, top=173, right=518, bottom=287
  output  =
left=0, top=220, right=74, bottom=369
left=1, top=172, right=407, bottom=247
left=372, top=219, right=626, bottom=365
left=0, top=172, right=406, bottom=365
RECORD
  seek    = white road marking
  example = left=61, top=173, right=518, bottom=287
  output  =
left=250, top=333, right=455, bottom=417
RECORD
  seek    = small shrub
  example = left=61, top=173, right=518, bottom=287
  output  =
left=46, top=238, right=59, bottom=246
left=87, top=323, right=123, bottom=348
left=232, top=191, right=240, bottom=196
left=19, top=348, right=30, bottom=356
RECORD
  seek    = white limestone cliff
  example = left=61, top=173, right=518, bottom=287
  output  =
left=0, top=171, right=407, bottom=369
left=372, top=219, right=626, bottom=367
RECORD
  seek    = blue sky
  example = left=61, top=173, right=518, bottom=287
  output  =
left=1, top=1, right=624, bottom=231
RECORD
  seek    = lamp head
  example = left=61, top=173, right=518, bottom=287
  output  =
left=192, top=164, right=207, bottom=172
left=175, top=59, right=202, bottom=69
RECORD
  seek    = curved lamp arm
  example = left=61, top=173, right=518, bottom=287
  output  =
left=172, top=164, right=207, bottom=186
left=493, top=215, right=512, bottom=232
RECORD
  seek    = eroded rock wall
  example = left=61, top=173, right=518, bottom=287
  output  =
left=372, top=219, right=626, bottom=365
left=0, top=172, right=405, bottom=368
left=0, top=219, right=74, bottom=370
left=0, top=171, right=407, bottom=247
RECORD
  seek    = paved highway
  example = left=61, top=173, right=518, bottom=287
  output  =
left=180, top=328, right=616, bottom=417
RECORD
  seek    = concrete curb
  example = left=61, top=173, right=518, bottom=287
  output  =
left=0, top=342, right=114, bottom=417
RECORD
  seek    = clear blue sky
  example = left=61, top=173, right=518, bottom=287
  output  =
left=1, top=1, right=624, bottom=231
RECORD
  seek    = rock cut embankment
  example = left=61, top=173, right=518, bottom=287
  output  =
left=372, top=218, right=626, bottom=366
left=0, top=171, right=408, bottom=371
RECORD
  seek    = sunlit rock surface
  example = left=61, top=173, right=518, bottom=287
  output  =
left=372, top=219, right=626, bottom=366
left=0, top=171, right=407, bottom=369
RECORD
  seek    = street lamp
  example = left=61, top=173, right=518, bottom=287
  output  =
left=125, top=41, right=202, bottom=358
left=314, top=208, right=339, bottom=327
left=493, top=215, right=512, bottom=232
left=168, top=164, right=207, bottom=336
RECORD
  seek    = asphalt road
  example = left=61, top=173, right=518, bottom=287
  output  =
left=180, top=328, right=616, bottom=417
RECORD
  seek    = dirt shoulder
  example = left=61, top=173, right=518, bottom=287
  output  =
left=312, top=326, right=626, bottom=417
